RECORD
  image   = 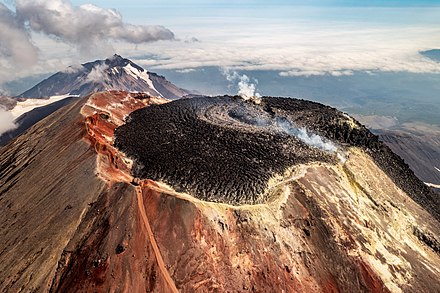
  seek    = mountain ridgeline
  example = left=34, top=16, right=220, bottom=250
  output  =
left=19, top=54, right=189, bottom=99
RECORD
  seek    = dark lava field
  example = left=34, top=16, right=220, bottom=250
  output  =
left=115, top=95, right=439, bottom=214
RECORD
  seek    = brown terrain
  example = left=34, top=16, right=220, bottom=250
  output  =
left=0, top=91, right=439, bottom=292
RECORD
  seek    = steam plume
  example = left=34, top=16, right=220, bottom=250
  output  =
left=276, top=118, right=338, bottom=153
left=222, top=68, right=261, bottom=100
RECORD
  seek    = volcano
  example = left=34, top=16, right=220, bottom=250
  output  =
left=19, top=55, right=189, bottom=99
left=0, top=91, right=439, bottom=292
left=0, top=56, right=189, bottom=147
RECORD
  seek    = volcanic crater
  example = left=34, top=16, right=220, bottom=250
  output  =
left=114, top=96, right=344, bottom=204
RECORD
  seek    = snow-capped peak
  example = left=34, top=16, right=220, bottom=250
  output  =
left=19, top=55, right=188, bottom=99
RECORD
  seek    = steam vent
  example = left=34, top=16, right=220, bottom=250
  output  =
left=114, top=96, right=337, bottom=204
left=1, top=91, right=440, bottom=292
left=114, top=95, right=437, bottom=212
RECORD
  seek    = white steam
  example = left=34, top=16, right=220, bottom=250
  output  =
left=276, top=118, right=338, bottom=153
left=0, top=106, right=17, bottom=136
left=222, top=68, right=261, bottom=100
left=85, top=64, right=109, bottom=83
left=62, top=64, right=83, bottom=74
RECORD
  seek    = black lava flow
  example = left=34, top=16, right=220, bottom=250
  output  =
left=114, top=96, right=331, bottom=205
left=114, top=95, right=439, bottom=216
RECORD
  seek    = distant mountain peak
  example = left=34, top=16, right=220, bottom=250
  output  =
left=20, top=55, right=189, bottom=99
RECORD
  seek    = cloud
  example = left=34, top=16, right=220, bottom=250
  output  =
left=0, top=3, right=38, bottom=67
left=0, top=106, right=17, bottom=136
left=85, top=64, right=109, bottom=83
left=176, top=68, right=196, bottom=73
left=62, top=64, right=83, bottom=74
left=0, top=0, right=175, bottom=84
left=184, top=37, right=201, bottom=43
left=15, top=0, right=174, bottom=53
left=128, top=7, right=440, bottom=76
left=3, top=3, right=440, bottom=88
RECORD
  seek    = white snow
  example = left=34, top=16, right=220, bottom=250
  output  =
left=123, top=63, right=162, bottom=97
left=424, top=182, right=440, bottom=189
left=435, top=167, right=440, bottom=173
left=11, top=94, right=76, bottom=119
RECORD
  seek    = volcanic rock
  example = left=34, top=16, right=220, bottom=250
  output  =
left=0, top=91, right=439, bottom=292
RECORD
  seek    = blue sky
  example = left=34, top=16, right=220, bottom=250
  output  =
left=71, top=0, right=440, bottom=6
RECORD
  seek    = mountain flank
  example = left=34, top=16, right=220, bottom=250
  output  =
left=0, top=90, right=439, bottom=292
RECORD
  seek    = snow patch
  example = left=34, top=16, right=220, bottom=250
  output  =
left=11, top=94, right=75, bottom=119
left=424, top=182, right=440, bottom=189
left=435, top=167, right=440, bottom=173
left=123, top=63, right=162, bottom=97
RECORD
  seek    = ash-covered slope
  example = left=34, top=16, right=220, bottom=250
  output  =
left=1, top=91, right=439, bottom=292
left=378, top=129, right=440, bottom=191
left=0, top=96, right=78, bottom=146
left=19, top=55, right=189, bottom=99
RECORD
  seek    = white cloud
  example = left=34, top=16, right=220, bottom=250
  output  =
left=0, top=3, right=38, bottom=67
left=2, top=4, right=440, bottom=88
left=127, top=8, right=440, bottom=76
left=0, top=106, right=17, bottom=136
left=85, top=64, right=109, bottom=83
left=176, top=68, right=196, bottom=73
left=15, top=0, right=174, bottom=50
